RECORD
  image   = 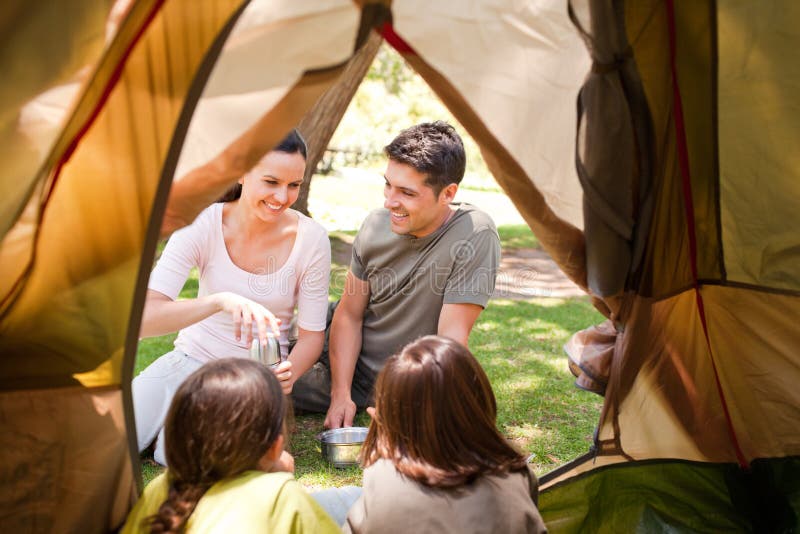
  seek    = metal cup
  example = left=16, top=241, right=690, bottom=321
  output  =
left=249, top=333, right=281, bottom=368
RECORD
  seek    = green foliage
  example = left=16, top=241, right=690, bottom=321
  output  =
left=364, top=45, right=414, bottom=96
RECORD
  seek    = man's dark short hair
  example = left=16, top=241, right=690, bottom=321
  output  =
left=384, top=121, right=466, bottom=195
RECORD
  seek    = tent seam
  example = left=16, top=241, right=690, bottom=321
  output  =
left=710, top=0, right=727, bottom=283
left=665, top=0, right=749, bottom=470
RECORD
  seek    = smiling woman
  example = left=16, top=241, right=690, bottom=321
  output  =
left=133, top=129, right=332, bottom=466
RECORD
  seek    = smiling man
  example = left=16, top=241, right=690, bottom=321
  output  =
left=292, top=121, right=500, bottom=428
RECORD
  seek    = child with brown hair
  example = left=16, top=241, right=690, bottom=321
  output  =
left=344, top=335, right=547, bottom=533
left=122, top=358, right=339, bottom=533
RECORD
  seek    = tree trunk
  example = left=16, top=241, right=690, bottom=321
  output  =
left=293, top=31, right=383, bottom=216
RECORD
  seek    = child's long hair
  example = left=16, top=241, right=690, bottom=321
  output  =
left=360, top=335, right=528, bottom=488
left=147, top=358, right=285, bottom=533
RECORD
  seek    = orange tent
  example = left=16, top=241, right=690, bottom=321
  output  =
left=1, top=1, right=797, bottom=531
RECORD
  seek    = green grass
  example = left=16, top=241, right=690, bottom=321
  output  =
left=471, top=298, right=602, bottom=472
left=135, top=228, right=600, bottom=487
left=497, top=224, right=540, bottom=250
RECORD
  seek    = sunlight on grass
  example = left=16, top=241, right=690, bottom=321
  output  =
left=488, top=297, right=569, bottom=309
left=506, top=422, right=547, bottom=446
left=497, top=224, right=540, bottom=250
left=471, top=297, right=604, bottom=474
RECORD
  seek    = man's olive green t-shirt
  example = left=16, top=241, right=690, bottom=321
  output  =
left=350, top=203, right=500, bottom=380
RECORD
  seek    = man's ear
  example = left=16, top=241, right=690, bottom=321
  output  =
left=440, top=183, right=458, bottom=204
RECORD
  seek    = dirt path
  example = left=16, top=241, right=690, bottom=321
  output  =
left=494, top=248, right=584, bottom=299
left=330, top=235, right=584, bottom=300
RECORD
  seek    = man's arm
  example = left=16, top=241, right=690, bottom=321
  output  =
left=437, top=303, right=483, bottom=347
left=324, top=271, right=370, bottom=429
left=439, top=224, right=500, bottom=346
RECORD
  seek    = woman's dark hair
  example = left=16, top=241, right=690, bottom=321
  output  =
left=146, top=358, right=285, bottom=533
left=360, top=335, right=528, bottom=488
left=383, top=121, right=466, bottom=195
left=273, top=128, right=307, bottom=159
left=217, top=128, right=307, bottom=202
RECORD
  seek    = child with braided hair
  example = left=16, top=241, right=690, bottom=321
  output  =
left=122, top=358, right=338, bottom=533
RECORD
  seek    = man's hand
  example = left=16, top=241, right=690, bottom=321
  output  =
left=324, top=392, right=357, bottom=429
left=271, top=360, right=293, bottom=395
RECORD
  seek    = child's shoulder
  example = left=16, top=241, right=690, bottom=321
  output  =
left=141, top=471, right=170, bottom=501
left=214, top=470, right=294, bottom=495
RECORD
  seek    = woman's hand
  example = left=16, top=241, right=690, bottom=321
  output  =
left=271, top=360, right=293, bottom=395
left=211, top=292, right=281, bottom=344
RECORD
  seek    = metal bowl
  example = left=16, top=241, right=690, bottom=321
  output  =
left=317, top=427, right=368, bottom=468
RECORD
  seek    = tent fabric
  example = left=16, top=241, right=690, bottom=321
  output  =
left=549, top=0, right=800, bottom=506
left=392, top=0, right=591, bottom=231
left=540, top=457, right=800, bottom=533
left=1, top=1, right=263, bottom=529
left=716, top=2, right=800, bottom=292
left=0, top=1, right=363, bottom=530
left=581, top=0, right=800, bottom=465
left=569, top=0, right=655, bottom=298
left=172, top=0, right=360, bottom=179
left=1, top=0, right=799, bottom=531
left=387, top=9, right=591, bottom=291
left=0, top=387, right=134, bottom=532
left=0, top=0, right=111, bottom=240
left=0, top=0, right=158, bottom=314
left=0, top=0, right=250, bottom=385
left=592, top=287, right=800, bottom=464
